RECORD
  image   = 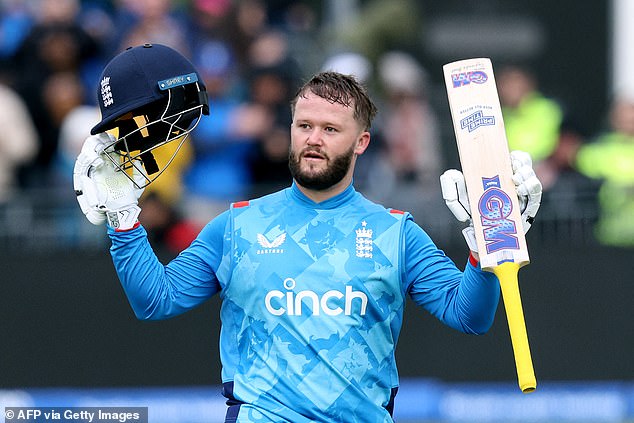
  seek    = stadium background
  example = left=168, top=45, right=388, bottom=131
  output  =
left=1, top=0, right=633, bottom=422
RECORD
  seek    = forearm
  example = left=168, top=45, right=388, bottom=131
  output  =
left=405, top=220, right=500, bottom=334
left=108, top=225, right=218, bottom=320
left=451, top=256, right=500, bottom=334
left=413, top=256, right=500, bottom=335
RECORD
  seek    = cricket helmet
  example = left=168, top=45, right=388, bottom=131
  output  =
left=91, top=43, right=209, bottom=188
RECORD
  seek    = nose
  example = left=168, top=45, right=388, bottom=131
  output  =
left=303, top=126, right=323, bottom=146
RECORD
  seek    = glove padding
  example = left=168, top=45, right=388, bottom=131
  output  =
left=440, top=150, right=542, bottom=252
left=73, top=133, right=144, bottom=230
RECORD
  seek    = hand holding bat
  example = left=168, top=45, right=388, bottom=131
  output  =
left=440, top=150, right=542, bottom=255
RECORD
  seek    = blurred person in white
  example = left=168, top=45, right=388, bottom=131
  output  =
left=376, top=51, right=441, bottom=185
left=363, top=51, right=446, bottom=232
left=320, top=52, right=377, bottom=186
left=0, top=83, right=38, bottom=203
left=57, top=103, right=100, bottom=185
left=322, top=52, right=373, bottom=86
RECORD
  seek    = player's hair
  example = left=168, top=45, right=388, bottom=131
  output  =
left=291, top=71, right=378, bottom=131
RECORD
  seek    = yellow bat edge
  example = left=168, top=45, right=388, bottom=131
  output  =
left=492, top=261, right=537, bottom=393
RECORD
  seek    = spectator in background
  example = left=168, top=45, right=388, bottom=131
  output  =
left=56, top=102, right=100, bottom=185
left=321, top=51, right=373, bottom=86
left=0, top=0, right=34, bottom=64
left=248, top=125, right=292, bottom=197
left=333, top=0, right=421, bottom=63
left=188, top=0, right=269, bottom=79
left=0, top=82, right=38, bottom=204
left=245, top=63, right=299, bottom=197
left=228, top=0, right=268, bottom=74
left=10, top=0, right=100, bottom=187
left=576, top=95, right=634, bottom=247
left=244, top=29, right=301, bottom=197
left=532, top=118, right=600, bottom=243
left=114, top=0, right=190, bottom=56
left=498, top=64, right=563, bottom=163
left=375, top=51, right=441, bottom=186
left=186, top=0, right=234, bottom=61
left=138, top=192, right=202, bottom=257
left=359, top=51, right=447, bottom=234
left=319, top=51, right=378, bottom=194
left=183, top=40, right=263, bottom=223
left=283, top=1, right=324, bottom=77
left=245, top=29, right=302, bottom=125
left=41, top=72, right=87, bottom=185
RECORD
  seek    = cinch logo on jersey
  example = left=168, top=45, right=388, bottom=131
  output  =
left=265, top=278, right=368, bottom=316
left=461, top=110, right=495, bottom=133
left=451, top=70, right=488, bottom=87
left=256, top=233, right=286, bottom=254
left=100, top=77, right=113, bottom=107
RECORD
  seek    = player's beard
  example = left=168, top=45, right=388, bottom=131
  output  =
left=288, top=144, right=354, bottom=191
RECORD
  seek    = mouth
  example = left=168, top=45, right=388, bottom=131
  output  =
left=301, top=149, right=327, bottom=162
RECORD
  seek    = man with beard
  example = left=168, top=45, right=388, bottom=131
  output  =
left=75, top=62, right=542, bottom=422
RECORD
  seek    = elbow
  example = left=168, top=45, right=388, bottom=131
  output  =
left=134, top=310, right=168, bottom=321
left=467, top=317, right=496, bottom=335
left=468, top=325, right=492, bottom=336
left=133, top=308, right=157, bottom=321
left=130, top=301, right=166, bottom=321
left=461, top=313, right=496, bottom=335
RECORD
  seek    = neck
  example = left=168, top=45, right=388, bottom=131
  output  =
left=295, top=175, right=353, bottom=203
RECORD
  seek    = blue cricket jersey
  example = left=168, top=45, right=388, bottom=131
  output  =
left=108, top=183, right=500, bottom=423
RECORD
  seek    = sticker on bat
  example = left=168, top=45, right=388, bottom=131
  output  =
left=451, top=70, right=488, bottom=87
left=460, top=110, right=495, bottom=132
left=478, top=176, right=520, bottom=253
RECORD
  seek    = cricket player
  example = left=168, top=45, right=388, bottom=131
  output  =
left=74, top=44, right=542, bottom=422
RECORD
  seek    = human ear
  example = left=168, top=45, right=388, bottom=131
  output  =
left=354, top=131, right=371, bottom=155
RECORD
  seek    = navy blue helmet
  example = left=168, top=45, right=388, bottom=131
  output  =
left=92, top=43, right=209, bottom=187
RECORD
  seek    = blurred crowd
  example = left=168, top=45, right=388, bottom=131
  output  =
left=0, top=0, right=631, bottom=252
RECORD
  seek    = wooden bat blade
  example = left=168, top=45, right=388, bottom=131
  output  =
left=442, top=58, right=529, bottom=271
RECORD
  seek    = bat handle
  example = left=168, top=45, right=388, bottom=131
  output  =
left=493, top=261, right=537, bottom=393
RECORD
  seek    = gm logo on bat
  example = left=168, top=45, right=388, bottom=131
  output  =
left=451, top=70, right=488, bottom=87
left=478, top=176, right=520, bottom=254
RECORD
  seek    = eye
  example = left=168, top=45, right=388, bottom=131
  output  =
left=297, top=122, right=311, bottom=130
left=324, top=126, right=337, bottom=132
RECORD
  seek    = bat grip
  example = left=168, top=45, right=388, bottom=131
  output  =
left=493, top=262, right=537, bottom=393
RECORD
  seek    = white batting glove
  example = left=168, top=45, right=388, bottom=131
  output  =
left=510, top=150, right=542, bottom=233
left=73, top=133, right=144, bottom=231
left=440, top=169, right=478, bottom=252
left=440, top=150, right=543, bottom=252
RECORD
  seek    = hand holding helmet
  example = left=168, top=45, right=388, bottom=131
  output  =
left=74, top=133, right=144, bottom=230
left=74, top=43, right=209, bottom=229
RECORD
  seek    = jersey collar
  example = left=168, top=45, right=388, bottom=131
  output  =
left=289, top=181, right=357, bottom=209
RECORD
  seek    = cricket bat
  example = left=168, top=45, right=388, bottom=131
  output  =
left=442, top=58, right=536, bottom=393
